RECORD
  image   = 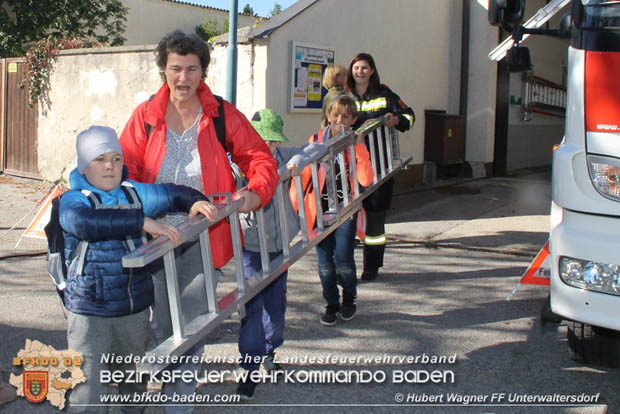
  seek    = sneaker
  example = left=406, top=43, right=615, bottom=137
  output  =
left=263, top=351, right=281, bottom=372
left=361, top=269, right=379, bottom=281
left=236, top=375, right=258, bottom=401
left=320, top=304, right=339, bottom=326
left=340, top=293, right=357, bottom=321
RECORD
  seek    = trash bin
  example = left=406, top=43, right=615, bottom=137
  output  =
left=424, top=110, right=465, bottom=164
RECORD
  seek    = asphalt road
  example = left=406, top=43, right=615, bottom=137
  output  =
left=0, top=171, right=618, bottom=413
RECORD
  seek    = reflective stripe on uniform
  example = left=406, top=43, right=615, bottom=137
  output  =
left=357, top=98, right=388, bottom=113
left=364, top=234, right=386, bottom=245
left=403, top=114, right=414, bottom=129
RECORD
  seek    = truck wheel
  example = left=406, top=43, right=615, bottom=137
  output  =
left=567, top=321, right=620, bottom=368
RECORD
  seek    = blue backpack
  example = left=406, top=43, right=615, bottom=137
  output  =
left=44, top=183, right=142, bottom=300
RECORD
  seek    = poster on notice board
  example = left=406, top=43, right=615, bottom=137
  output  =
left=289, top=41, right=335, bottom=113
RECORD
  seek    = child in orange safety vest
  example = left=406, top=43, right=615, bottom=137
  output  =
left=290, top=94, right=374, bottom=326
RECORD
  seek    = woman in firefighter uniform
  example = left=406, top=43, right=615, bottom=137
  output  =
left=345, top=52, right=415, bottom=281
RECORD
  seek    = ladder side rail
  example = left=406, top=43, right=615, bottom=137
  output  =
left=337, top=147, right=349, bottom=207
left=383, top=126, right=394, bottom=172
left=390, top=127, right=401, bottom=165
left=293, top=174, right=309, bottom=242
left=310, top=162, right=324, bottom=231
left=325, top=151, right=339, bottom=213
left=376, top=127, right=387, bottom=179
left=349, top=141, right=360, bottom=198
left=163, top=251, right=184, bottom=340
left=255, top=207, right=270, bottom=273
left=368, top=130, right=378, bottom=185
left=274, top=175, right=291, bottom=258
left=198, top=230, right=218, bottom=314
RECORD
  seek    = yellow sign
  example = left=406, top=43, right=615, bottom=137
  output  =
left=7, top=62, right=17, bottom=73
left=307, top=64, right=323, bottom=102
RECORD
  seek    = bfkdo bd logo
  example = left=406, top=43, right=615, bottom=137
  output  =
left=23, top=371, right=49, bottom=403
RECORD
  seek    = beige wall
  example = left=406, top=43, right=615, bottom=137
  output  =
left=467, top=1, right=498, bottom=173
left=38, top=47, right=161, bottom=180
left=36, top=0, right=515, bottom=182
left=121, top=0, right=256, bottom=46
left=253, top=0, right=463, bottom=168
left=37, top=42, right=258, bottom=181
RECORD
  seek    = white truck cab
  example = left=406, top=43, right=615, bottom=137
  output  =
left=490, top=0, right=620, bottom=367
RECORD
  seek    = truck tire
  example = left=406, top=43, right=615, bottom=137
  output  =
left=567, top=321, right=620, bottom=368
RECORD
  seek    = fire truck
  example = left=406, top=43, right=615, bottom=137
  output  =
left=490, top=0, right=620, bottom=367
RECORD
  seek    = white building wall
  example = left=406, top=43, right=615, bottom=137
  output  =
left=121, top=0, right=256, bottom=46
left=36, top=0, right=507, bottom=184
left=37, top=45, right=239, bottom=180
left=467, top=1, right=499, bottom=172
left=38, top=48, right=161, bottom=180
left=255, top=0, right=461, bottom=166
left=208, top=43, right=255, bottom=117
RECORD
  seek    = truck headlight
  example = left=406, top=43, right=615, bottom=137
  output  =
left=588, top=154, right=620, bottom=201
left=560, top=256, right=620, bottom=296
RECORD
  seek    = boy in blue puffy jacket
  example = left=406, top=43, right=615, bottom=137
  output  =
left=60, top=126, right=216, bottom=413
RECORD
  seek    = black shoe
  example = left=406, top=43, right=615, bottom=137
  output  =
left=263, top=351, right=281, bottom=372
left=320, top=304, right=339, bottom=326
left=236, top=374, right=258, bottom=400
left=340, top=293, right=357, bottom=321
left=361, top=269, right=379, bottom=281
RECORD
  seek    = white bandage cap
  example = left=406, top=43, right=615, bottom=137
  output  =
left=76, top=126, right=123, bottom=173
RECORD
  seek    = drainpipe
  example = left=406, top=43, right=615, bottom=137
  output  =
left=460, top=0, right=470, bottom=118
left=226, top=0, right=238, bottom=105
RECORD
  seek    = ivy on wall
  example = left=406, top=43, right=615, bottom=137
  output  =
left=23, top=36, right=101, bottom=107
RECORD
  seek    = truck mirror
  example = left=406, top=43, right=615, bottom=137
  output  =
left=558, top=13, right=572, bottom=38
left=506, top=46, right=532, bottom=72
left=488, top=0, right=502, bottom=26
left=488, top=0, right=526, bottom=32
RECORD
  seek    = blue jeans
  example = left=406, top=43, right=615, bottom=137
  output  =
left=315, top=214, right=358, bottom=306
left=239, top=250, right=288, bottom=372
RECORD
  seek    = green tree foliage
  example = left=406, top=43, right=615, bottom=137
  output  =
left=196, top=17, right=220, bottom=41
left=243, top=4, right=254, bottom=15
left=270, top=2, right=282, bottom=17
left=195, top=17, right=229, bottom=42
left=0, top=0, right=128, bottom=57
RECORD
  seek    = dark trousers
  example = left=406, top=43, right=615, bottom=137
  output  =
left=362, top=178, right=393, bottom=271
left=239, top=250, right=288, bottom=372
left=363, top=209, right=387, bottom=271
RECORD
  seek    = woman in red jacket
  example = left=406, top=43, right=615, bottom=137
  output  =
left=119, top=30, right=277, bottom=411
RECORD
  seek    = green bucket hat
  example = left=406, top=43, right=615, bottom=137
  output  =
left=250, top=109, right=289, bottom=143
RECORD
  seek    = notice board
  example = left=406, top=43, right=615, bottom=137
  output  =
left=289, top=41, right=335, bottom=113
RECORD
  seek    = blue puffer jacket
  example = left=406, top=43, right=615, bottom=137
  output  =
left=60, top=167, right=207, bottom=317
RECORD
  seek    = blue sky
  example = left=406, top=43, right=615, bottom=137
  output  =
left=190, top=0, right=299, bottom=18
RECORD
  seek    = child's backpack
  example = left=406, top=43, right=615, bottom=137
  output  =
left=44, top=182, right=142, bottom=301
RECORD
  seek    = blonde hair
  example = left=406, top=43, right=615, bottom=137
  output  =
left=327, top=94, right=358, bottom=118
left=322, top=64, right=347, bottom=89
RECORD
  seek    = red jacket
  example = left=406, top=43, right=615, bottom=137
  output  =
left=119, top=82, right=278, bottom=267
left=290, top=127, right=374, bottom=236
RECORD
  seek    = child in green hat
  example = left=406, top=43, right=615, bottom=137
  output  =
left=234, top=109, right=326, bottom=400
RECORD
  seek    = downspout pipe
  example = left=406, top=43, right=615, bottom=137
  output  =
left=460, top=0, right=470, bottom=117
left=226, top=0, right=238, bottom=105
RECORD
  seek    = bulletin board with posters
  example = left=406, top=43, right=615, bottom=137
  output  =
left=289, top=41, right=335, bottom=113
